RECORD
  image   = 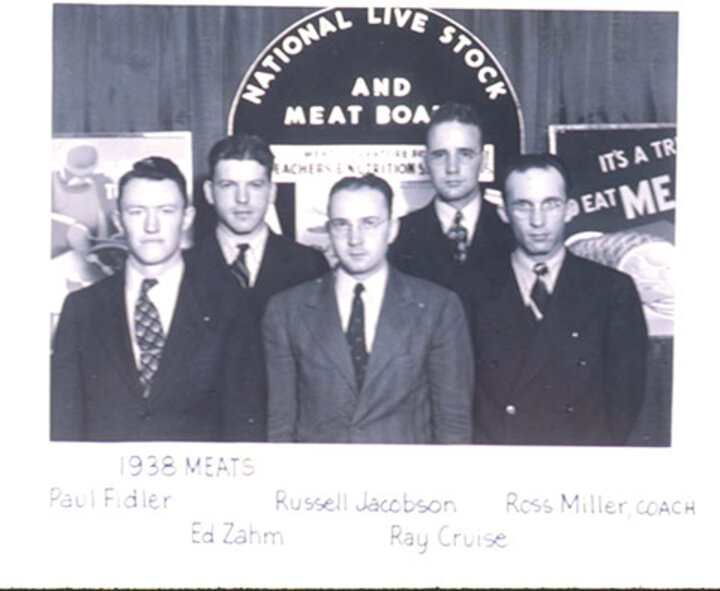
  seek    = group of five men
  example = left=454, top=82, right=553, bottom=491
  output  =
left=51, top=102, right=648, bottom=446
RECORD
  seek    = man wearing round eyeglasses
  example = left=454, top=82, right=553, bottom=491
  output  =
left=467, top=153, right=648, bottom=446
left=263, top=173, right=473, bottom=444
left=390, top=101, right=513, bottom=293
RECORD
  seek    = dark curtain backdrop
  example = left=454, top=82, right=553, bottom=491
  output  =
left=53, top=5, right=678, bottom=196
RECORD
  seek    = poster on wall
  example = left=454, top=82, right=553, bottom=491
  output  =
left=549, top=124, right=677, bottom=447
left=550, top=124, right=675, bottom=337
left=50, top=132, right=193, bottom=334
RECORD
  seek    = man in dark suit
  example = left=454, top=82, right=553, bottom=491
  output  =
left=390, top=102, right=513, bottom=292
left=187, top=134, right=328, bottom=315
left=51, top=157, right=264, bottom=441
left=467, top=154, right=648, bottom=445
left=264, top=173, right=473, bottom=444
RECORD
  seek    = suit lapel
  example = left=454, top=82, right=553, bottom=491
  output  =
left=96, top=273, right=144, bottom=396
left=476, top=261, right=534, bottom=397
left=361, top=269, right=412, bottom=395
left=510, top=253, right=596, bottom=393
left=301, top=274, right=357, bottom=392
left=254, top=231, right=277, bottom=292
left=150, top=270, right=208, bottom=403
left=422, top=203, right=456, bottom=261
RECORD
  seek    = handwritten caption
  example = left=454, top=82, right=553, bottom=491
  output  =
left=47, top=456, right=698, bottom=555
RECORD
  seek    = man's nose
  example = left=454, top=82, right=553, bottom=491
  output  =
left=446, top=152, right=459, bottom=174
left=529, top=206, right=546, bottom=227
left=348, top=223, right=364, bottom=246
left=235, top=184, right=250, bottom=204
left=144, top=210, right=159, bottom=233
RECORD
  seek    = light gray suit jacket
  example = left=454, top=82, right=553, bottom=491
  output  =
left=262, top=267, right=473, bottom=443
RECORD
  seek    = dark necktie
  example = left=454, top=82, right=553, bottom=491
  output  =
left=530, top=262, right=550, bottom=317
left=134, top=278, right=166, bottom=397
left=346, top=283, right=369, bottom=392
left=229, top=243, right=251, bottom=288
left=447, top=210, right=468, bottom=263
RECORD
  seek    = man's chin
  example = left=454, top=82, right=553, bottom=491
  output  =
left=439, top=189, right=470, bottom=202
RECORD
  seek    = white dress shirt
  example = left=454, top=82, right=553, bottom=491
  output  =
left=124, top=256, right=184, bottom=368
left=510, top=247, right=566, bottom=321
left=216, top=223, right=269, bottom=287
left=434, top=195, right=481, bottom=243
left=335, top=264, right=389, bottom=353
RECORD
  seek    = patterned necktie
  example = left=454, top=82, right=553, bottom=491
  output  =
left=134, top=278, right=165, bottom=397
left=447, top=210, right=468, bottom=263
left=346, top=283, right=369, bottom=392
left=229, top=243, right=250, bottom=288
left=530, top=262, right=550, bottom=317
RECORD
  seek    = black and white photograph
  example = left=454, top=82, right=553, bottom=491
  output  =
left=1, top=0, right=719, bottom=588
left=49, top=4, right=674, bottom=446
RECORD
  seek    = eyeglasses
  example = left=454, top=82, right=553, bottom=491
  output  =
left=509, top=198, right=565, bottom=217
left=426, top=148, right=480, bottom=165
left=327, top=217, right=388, bottom=236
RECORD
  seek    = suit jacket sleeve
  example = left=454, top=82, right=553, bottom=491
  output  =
left=605, top=274, right=648, bottom=444
left=51, top=294, right=85, bottom=440
left=220, top=306, right=267, bottom=442
left=428, top=292, right=474, bottom=443
left=262, top=294, right=298, bottom=442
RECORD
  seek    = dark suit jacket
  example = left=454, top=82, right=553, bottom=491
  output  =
left=389, top=199, right=514, bottom=294
left=263, top=267, right=474, bottom=444
left=50, top=262, right=265, bottom=441
left=185, top=230, right=329, bottom=315
left=467, top=252, right=648, bottom=446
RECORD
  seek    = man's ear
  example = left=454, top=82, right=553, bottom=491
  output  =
left=477, top=144, right=485, bottom=180
left=268, top=181, right=277, bottom=205
left=182, top=205, right=196, bottom=233
left=564, top=199, right=580, bottom=223
left=112, top=208, right=124, bottom=234
left=388, top=217, right=400, bottom=245
left=497, top=198, right=510, bottom=224
left=202, top=179, right=215, bottom=205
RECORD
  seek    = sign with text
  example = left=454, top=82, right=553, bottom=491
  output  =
left=550, top=124, right=676, bottom=336
left=230, top=7, right=523, bottom=245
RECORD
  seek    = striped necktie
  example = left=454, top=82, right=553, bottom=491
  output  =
left=229, top=243, right=251, bottom=288
left=530, top=262, right=550, bottom=317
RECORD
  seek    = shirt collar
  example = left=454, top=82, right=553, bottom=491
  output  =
left=125, top=253, right=184, bottom=297
left=434, top=195, right=481, bottom=240
left=511, top=247, right=566, bottom=294
left=335, top=262, right=389, bottom=299
left=216, top=223, right=269, bottom=264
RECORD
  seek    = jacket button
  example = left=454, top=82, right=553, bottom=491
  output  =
left=505, top=404, right=517, bottom=416
left=565, top=405, right=575, bottom=414
left=577, top=358, right=588, bottom=367
left=571, top=331, right=580, bottom=339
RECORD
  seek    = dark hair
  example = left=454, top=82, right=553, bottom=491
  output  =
left=501, top=153, right=572, bottom=200
left=117, top=156, right=188, bottom=208
left=328, top=173, right=394, bottom=214
left=427, top=101, right=484, bottom=143
left=208, top=134, right=275, bottom=179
